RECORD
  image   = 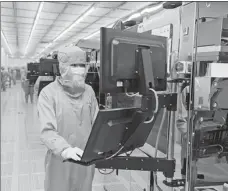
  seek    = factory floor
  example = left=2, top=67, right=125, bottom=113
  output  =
left=1, top=82, right=227, bottom=191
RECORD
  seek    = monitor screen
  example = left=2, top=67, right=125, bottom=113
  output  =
left=100, top=27, right=167, bottom=94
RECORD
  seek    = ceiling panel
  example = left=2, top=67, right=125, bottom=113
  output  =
left=57, top=2, right=68, bottom=4
left=1, top=1, right=155, bottom=59
left=17, top=9, right=36, bottom=18
left=35, top=25, right=50, bottom=30
left=120, top=2, right=152, bottom=10
left=37, top=19, right=55, bottom=26
left=69, top=27, right=82, bottom=32
left=81, top=15, right=100, bottom=23
left=42, top=2, right=66, bottom=13
left=16, top=2, right=40, bottom=11
left=45, top=31, right=60, bottom=36
left=54, top=20, right=72, bottom=27
left=58, top=14, right=80, bottom=21
left=83, top=28, right=98, bottom=34
left=70, top=2, right=93, bottom=6
left=97, top=2, right=125, bottom=8
left=90, top=7, right=112, bottom=17
left=96, top=17, right=117, bottom=25
left=39, top=12, right=59, bottom=20
left=16, top=17, right=34, bottom=24
left=4, top=31, right=17, bottom=35
left=1, top=22, right=16, bottom=28
left=51, top=26, right=66, bottom=31
left=70, top=22, right=90, bottom=30
left=43, top=37, right=54, bottom=41
left=33, top=29, right=47, bottom=33
left=18, top=23, right=33, bottom=29
left=107, top=9, right=132, bottom=18
left=1, top=16, right=15, bottom=22
left=1, top=8, right=14, bottom=16
left=64, top=5, right=89, bottom=15
left=1, top=2, right=13, bottom=8
left=88, top=23, right=108, bottom=29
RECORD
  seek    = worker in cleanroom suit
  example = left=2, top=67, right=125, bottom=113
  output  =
left=8, top=68, right=12, bottom=88
left=12, top=69, right=17, bottom=85
left=37, top=46, right=99, bottom=191
left=21, top=70, right=34, bottom=104
left=1, top=67, right=7, bottom=91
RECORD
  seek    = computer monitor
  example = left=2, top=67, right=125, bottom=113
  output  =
left=79, top=107, right=151, bottom=163
left=100, top=27, right=167, bottom=94
left=39, top=59, right=60, bottom=76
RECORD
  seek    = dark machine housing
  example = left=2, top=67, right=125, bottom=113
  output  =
left=39, top=58, right=60, bottom=76
left=38, top=59, right=60, bottom=96
left=100, top=27, right=167, bottom=94
left=26, top=62, right=40, bottom=85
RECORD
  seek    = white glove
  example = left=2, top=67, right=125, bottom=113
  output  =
left=61, top=147, right=84, bottom=161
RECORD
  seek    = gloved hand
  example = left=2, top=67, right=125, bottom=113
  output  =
left=61, top=147, right=84, bottom=161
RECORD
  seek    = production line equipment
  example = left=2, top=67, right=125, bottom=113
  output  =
left=64, top=27, right=179, bottom=190
left=184, top=11, right=228, bottom=190
left=26, top=62, right=40, bottom=86
left=37, top=58, right=60, bottom=96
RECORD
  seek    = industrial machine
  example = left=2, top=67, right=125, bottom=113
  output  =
left=175, top=2, right=228, bottom=191
left=26, top=62, right=40, bottom=85
left=65, top=2, right=228, bottom=191
left=38, top=58, right=60, bottom=96
left=65, top=27, right=178, bottom=190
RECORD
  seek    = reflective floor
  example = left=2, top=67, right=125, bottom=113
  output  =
left=1, top=82, right=227, bottom=191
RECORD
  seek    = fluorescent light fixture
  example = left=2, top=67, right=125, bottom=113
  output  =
left=84, top=30, right=100, bottom=40
left=24, top=2, right=44, bottom=56
left=40, top=43, right=53, bottom=54
left=1, top=30, right=12, bottom=55
left=53, top=6, right=95, bottom=42
left=36, top=6, right=95, bottom=58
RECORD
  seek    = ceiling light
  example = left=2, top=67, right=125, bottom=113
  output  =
left=53, top=6, right=95, bottom=42
left=84, top=31, right=100, bottom=40
left=24, top=2, right=44, bottom=56
left=39, top=43, right=53, bottom=55
left=35, top=6, right=95, bottom=58
left=1, top=30, right=12, bottom=55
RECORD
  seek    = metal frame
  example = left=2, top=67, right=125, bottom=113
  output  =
left=185, top=2, right=199, bottom=191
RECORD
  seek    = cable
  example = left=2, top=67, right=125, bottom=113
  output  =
left=125, top=92, right=139, bottom=97
left=105, top=146, right=125, bottom=160
left=144, top=88, right=159, bottom=124
left=98, top=169, right=114, bottom=175
left=98, top=149, right=134, bottom=175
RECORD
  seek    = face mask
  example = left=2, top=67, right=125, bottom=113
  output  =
left=60, top=66, right=87, bottom=96
left=71, top=67, right=86, bottom=76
